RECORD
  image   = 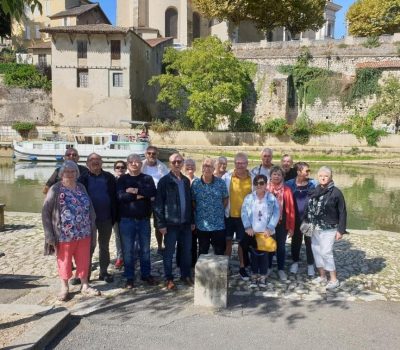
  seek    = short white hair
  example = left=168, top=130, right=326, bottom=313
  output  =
left=59, top=160, right=80, bottom=179
left=318, top=166, right=333, bottom=179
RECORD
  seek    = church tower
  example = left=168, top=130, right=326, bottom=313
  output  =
left=116, top=0, right=148, bottom=28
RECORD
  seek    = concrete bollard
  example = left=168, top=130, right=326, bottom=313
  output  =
left=194, top=254, right=229, bottom=308
left=0, top=203, right=5, bottom=231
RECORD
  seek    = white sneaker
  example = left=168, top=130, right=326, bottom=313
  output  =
left=258, top=276, right=266, bottom=288
left=312, top=276, right=327, bottom=285
left=249, top=277, right=258, bottom=288
left=326, top=280, right=340, bottom=290
left=290, top=262, right=299, bottom=274
left=266, top=269, right=272, bottom=277
left=278, top=270, right=287, bottom=281
left=307, top=264, right=315, bottom=277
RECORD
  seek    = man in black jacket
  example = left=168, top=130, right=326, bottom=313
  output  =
left=79, top=153, right=117, bottom=283
left=154, top=153, right=194, bottom=290
left=116, top=153, right=157, bottom=289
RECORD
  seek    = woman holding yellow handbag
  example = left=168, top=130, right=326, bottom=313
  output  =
left=241, top=175, right=280, bottom=288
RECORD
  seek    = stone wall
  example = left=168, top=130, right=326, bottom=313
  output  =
left=234, top=34, right=400, bottom=124
left=0, top=77, right=51, bottom=125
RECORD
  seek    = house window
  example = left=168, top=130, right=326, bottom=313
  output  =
left=38, top=54, right=47, bottom=66
left=35, top=25, right=40, bottom=39
left=112, top=72, right=123, bottom=87
left=193, top=12, right=201, bottom=39
left=24, top=24, right=31, bottom=39
left=111, top=40, right=121, bottom=60
left=77, top=69, right=88, bottom=88
left=165, top=8, right=178, bottom=38
left=77, top=40, right=87, bottom=59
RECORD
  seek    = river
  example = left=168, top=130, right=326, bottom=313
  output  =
left=0, top=159, right=399, bottom=233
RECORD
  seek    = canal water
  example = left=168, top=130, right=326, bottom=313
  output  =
left=0, top=159, right=399, bottom=233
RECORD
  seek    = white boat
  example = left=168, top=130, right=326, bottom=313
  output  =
left=13, top=132, right=150, bottom=162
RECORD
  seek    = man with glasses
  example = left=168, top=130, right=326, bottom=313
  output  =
left=42, top=148, right=88, bottom=194
left=191, top=158, right=228, bottom=256
left=251, top=148, right=274, bottom=181
left=223, top=152, right=254, bottom=280
left=116, top=154, right=157, bottom=289
left=154, top=153, right=194, bottom=290
left=281, top=154, right=297, bottom=181
left=141, top=146, right=169, bottom=254
left=79, top=153, right=117, bottom=283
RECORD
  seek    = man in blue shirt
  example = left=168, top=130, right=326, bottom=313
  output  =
left=79, top=153, right=117, bottom=283
left=191, top=158, right=228, bottom=255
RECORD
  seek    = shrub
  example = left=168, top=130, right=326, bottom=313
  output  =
left=12, top=122, right=36, bottom=139
left=3, top=64, right=51, bottom=91
left=150, top=119, right=185, bottom=133
left=262, top=118, right=288, bottom=135
left=362, top=36, right=380, bottom=49
left=230, top=114, right=259, bottom=132
left=288, top=113, right=311, bottom=144
left=344, top=112, right=386, bottom=146
left=312, top=122, right=345, bottom=135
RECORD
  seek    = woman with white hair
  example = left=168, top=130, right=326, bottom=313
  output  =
left=42, top=160, right=99, bottom=301
left=303, top=166, right=347, bottom=290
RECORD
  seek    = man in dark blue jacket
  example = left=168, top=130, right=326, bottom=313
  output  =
left=154, top=153, right=194, bottom=290
left=79, top=153, right=117, bottom=283
left=116, top=153, right=157, bottom=289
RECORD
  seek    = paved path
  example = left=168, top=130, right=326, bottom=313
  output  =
left=1, top=212, right=399, bottom=307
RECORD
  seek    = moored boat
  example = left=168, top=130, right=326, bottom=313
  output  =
left=13, top=132, right=150, bottom=162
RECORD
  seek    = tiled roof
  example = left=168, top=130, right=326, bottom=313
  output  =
left=145, top=37, right=173, bottom=47
left=356, top=61, right=400, bottom=69
left=28, top=41, right=51, bottom=49
left=41, top=24, right=131, bottom=35
left=49, top=4, right=98, bottom=18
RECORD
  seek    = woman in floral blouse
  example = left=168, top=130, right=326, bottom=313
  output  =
left=42, top=160, right=99, bottom=301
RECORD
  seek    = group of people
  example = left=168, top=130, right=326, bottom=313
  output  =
left=42, top=146, right=347, bottom=301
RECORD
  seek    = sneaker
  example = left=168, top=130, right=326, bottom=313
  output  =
left=99, top=273, right=114, bottom=283
left=266, top=269, right=272, bottom=277
left=239, top=268, right=250, bottom=281
left=114, top=258, right=124, bottom=269
left=125, top=279, right=135, bottom=289
left=278, top=270, right=287, bottom=281
left=307, top=264, right=315, bottom=277
left=290, top=262, right=299, bottom=274
left=326, top=279, right=340, bottom=290
left=312, top=276, right=328, bottom=285
left=249, top=277, right=258, bottom=288
left=142, top=275, right=157, bottom=286
left=258, top=276, right=267, bottom=288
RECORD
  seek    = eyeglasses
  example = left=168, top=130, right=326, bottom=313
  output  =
left=256, top=181, right=265, bottom=186
left=171, top=160, right=183, bottom=165
left=147, top=152, right=156, bottom=156
left=66, top=153, right=78, bottom=157
left=115, top=166, right=126, bottom=170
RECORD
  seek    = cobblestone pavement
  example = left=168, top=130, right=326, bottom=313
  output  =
left=1, top=212, right=399, bottom=309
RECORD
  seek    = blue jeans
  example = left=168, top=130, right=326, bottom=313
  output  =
left=250, top=249, right=269, bottom=275
left=119, top=217, right=151, bottom=280
left=268, top=222, right=287, bottom=271
left=163, top=225, right=192, bottom=280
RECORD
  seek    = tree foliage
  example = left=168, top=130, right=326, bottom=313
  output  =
left=372, top=75, right=400, bottom=129
left=347, top=0, right=400, bottom=37
left=0, top=7, right=11, bottom=37
left=4, top=64, right=51, bottom=91
left=149, top=37, right=254, bottom=130
left=193, top=0, right=326, bottom=36
left=0, top=0, right=42, bottom=21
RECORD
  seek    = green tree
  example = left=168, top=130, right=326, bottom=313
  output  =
left=193, top=0, right=326, bottom=37
left=0, top=7, right=11, bottom=38
left=346, top=0, right=400, bottom=37
left=372, top=75, right=400, bottom=130
left=149, top=37, right=253, bottom=130
left=1, top=0, right=42, bottom=21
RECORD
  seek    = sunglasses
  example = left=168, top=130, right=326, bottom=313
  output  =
left=256, top=181, right=266, bottom=186
left=171, top=160, right=183, bottom=165
left=66, top=153, right=78, bottom=157
left=147, top=152, right=156, bottom=156
left=115, top=166, right=126, bottom=170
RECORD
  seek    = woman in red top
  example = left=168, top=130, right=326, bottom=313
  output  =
left=267, top=166, right=295, bottom=281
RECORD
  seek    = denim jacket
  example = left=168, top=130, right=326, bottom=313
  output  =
left=241, top=191, right=280, bottom=233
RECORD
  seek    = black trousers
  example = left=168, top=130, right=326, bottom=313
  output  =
left=176, top=229, right=197, bottom=268
left=197, top=229, right=226, bottom=256
left=291, top=223, right=314, bottom=265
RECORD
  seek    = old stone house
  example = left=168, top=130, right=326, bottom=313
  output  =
left=41, top=24, right=172, bottom=127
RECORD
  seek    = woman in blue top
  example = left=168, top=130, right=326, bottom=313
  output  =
left=241, top=175, right=280, bottom=288
left=285, top=162, right=317, bottom=277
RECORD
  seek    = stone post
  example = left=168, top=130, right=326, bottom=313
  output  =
left=194, top=254, right=229, bottom=308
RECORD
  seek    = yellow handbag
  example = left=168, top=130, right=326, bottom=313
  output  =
left=255, top=233, right=277, bottom=252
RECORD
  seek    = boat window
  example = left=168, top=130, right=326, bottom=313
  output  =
left=94, top=137, right=101, bottom=145
left=76, top=136, right=92, bottom=144
left=33, top=144, right=42, bottom=149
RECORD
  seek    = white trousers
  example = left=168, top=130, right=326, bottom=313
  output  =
left=311, top=229, right=336, bottom=272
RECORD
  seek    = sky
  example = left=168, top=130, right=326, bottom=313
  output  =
left=98, top=0, right=356, bottom=39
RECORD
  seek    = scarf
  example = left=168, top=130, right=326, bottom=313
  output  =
left=307, top=181, right=335, bottom=229
left=267, top=182, right=284, bottom=219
